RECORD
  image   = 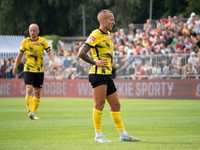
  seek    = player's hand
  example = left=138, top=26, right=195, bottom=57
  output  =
left=95, top=59, right=108, bottom=67
left=52, top=63, right=57, bottom=69
left=12, top=68, right=18, bottom=77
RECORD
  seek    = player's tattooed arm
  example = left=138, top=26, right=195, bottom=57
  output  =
left=78, top=44, right=96, bottom=65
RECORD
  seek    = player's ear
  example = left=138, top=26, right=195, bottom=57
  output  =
left=38, top=30, right=40, bottom=34
left=100, top=18, right=105, bottom=24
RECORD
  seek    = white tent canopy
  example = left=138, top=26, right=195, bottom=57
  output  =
left=0, top=35, right=25, bottom=58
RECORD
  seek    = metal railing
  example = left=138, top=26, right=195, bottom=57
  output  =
left=1, top=54, right=199, bottom=79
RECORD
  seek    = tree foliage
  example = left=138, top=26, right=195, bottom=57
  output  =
left=0, top=0, right=198, bottom=36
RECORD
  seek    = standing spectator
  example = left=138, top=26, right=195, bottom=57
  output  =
left=5, top=59, right=14, bottom=78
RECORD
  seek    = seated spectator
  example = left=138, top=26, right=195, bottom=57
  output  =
left=127, top=30, right=135, bottom=42
left=135, top=29, right=142, bottom=39
left=160, top=16, right=169, bottom=25
left=196, top=51, right=200, bottom=76
left=182, top=23, right=190, bottom=38
left=185, top=38, right=192, bottom=49
left=162, top=65, right=170, bottom=79
left=149, top=63, right=162, bottom=79
left=63, top=52, right=72, bottom=69
left=128, top=23, right=137, bottom=34
left=188, top=51, right=198, bottom=68
left=171, top=32, right=180, bottom=47
left=146, top=18, right=155, bottom=29
left=126, top=43, right=135, bottom=58
left=142, top=57, right=153, bottom=76
left=178, top=15, right=186, bottom=25
left=44, top=66, right=51, bottom=79
left=131, top=66, right=145, bottom=80
left=57, top=46, right=64, bottom=56
left=171, top=54, right=182, bottom=75
left=174, top=39, right=182, bottom=50
left=142, top=36, right=150, bottom=48
left=160, top=43, right=169, bottom=54
left=186, top=62, right=197, bottom=79
left=127, top=53, right=142, bottom=75
left=189, top=25, right=197, bottom=38
left=119, top=52, right=135, bottom=75
left=179, top=36, right=185, bottom=46
left=165, top=32, right=173, bottom=47
left=119, top=28, right=126, bottom=40
left=115, top=32, right=120, bottom=43
left=187, top=12, right=196, bottom=25
left=160, top=51, right=172, bottom=69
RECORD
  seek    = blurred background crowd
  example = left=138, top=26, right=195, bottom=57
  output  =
left=1, top=12, right=200, bottom=80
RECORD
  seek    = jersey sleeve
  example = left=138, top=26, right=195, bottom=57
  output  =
left=20, top=39, right=26, bottom=52
left=85, top=31, right=99, bottom=48
left=44, top=38, right=51, bottom=52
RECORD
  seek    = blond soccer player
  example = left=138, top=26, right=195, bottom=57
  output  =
left=78, top=10, right=140, bottom=142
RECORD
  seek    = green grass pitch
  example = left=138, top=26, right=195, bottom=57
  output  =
left=0, top=98, right=200, bottom=150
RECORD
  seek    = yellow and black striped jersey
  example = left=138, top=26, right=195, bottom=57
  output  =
left=85, top=29, right=114, bottom=75
left=20, top=37, right=50, bottom=73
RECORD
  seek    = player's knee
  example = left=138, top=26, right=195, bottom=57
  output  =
left=34, top=89, right=41, bottom=98
left=94, top=102, right=105, bottom=111
left=115, top=103, right=121, bottom=110
left=26, top=87, right=33, bottom=96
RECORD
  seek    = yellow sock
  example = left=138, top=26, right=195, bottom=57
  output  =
left=25, top=96, right=33, bottom=113
left=111, top=111, right=125, bottom=132
left=32, top=97, right=40, bottom=113
left=93, top=108, right=102, bottom=132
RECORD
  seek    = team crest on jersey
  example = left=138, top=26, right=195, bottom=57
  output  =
left=88, top=36, right=95, bottom=44
left=106, top=35, right=111, bottom=38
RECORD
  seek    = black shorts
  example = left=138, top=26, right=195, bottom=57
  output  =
left=89, top=74, right=117, bottom=96
left=24, top=72, right=44, bottom=88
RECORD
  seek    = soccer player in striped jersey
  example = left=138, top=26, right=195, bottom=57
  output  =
left=78, top=10, right=140, bottom=142
left=13, top=24, right=57, bottom=120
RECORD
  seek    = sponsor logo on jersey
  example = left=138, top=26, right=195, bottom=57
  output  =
left=31, top=41, right=38, bottom=44
left=88, top=36, right=95, bottom=44
left=106, top=35, right=111, bottom=38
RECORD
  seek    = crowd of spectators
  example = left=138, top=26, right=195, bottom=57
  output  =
left=1, top=12, right=200, bottom=79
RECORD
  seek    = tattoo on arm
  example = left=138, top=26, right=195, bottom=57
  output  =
left=78, top=44, right=96, bottom=65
